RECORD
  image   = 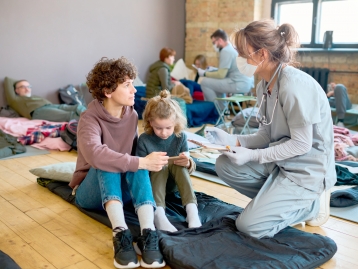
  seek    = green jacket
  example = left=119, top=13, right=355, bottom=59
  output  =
left=146, top=61, right=174, bottom=98
left=4, top=77, right=52, bottom=119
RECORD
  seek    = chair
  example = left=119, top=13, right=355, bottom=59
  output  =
left=214, top=94, right=257, bottom=134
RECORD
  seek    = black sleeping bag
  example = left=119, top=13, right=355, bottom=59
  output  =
left=0, top=250, right=21, bottom=269
left=45, top=181, right=336, bottom=269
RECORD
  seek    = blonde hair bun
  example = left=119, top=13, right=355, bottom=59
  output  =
left=159, top=89, right=171, bottom=99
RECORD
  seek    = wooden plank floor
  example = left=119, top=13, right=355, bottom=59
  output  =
left=0, top=124, right=358, bottom=268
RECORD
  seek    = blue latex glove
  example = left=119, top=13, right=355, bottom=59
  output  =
left=222, top=146, right=259, bottom=166
left=205, top=126, right=237, bottom=146
left=197, top=68, right=206, bottom=77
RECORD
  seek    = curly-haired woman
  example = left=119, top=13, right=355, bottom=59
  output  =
left=69, top=57, right=166, bottom=269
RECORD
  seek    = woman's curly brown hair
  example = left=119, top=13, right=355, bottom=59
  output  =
left=86, top=57, right=137, bottom=101
left=142, top=90, right=187, bottom=136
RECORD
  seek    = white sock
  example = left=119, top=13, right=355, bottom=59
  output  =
left=186, top=203, right=202, bottom=228
left=137, top=204, right=156, bottom=233
left=154, top=206, right=178, bottom=232
left=105, top=201, right=128, bottom=236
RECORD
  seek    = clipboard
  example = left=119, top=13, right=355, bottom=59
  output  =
left=187, top=139, right=228, bottom=151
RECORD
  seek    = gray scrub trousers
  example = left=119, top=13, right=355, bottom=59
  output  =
left=201, top=43, right=254, bottom=110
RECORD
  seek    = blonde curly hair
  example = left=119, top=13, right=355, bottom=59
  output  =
left=142, top=90, right=187, bottom=136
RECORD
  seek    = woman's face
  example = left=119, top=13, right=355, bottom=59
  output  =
left=194, top=60, right=201, bottom=68
left=165, top=55, right=175, bottom=65
left=105, top=78, right=136, bottom=107
left=246, top=44, right=263, bottom=67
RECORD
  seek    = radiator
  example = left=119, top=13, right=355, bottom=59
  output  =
left=300, top=67, right=330, bottom=92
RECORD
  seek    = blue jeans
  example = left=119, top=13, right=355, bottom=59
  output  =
left=75, top=168, right=156, bottom=212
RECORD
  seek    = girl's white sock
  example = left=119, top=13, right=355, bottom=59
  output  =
left=186, top=203, right=202, bottom=228
left=154, top=206, right=178, bottom=232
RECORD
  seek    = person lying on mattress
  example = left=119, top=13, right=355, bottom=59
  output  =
left=205, top=19, right=337, bottom=239
left=327, top=82, right=352, bottom=128
left=5, top=79, right=86, bottom=122
left=69, top=57, right=166, bottom=269
left=136, top=89, right=201, bottom=232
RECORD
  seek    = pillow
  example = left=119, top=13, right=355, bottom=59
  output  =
left=133, top=77, right=145, bottom=87
left=29, top=162, right=76, bottom=182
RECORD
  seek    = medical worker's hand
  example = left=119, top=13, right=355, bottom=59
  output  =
left=205, top=126, right=237, bottom=146
left=222, top=146, right=259, bottom=166
left=197, top=68, right=206, bottom=77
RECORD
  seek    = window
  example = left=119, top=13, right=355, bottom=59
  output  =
left=271, top=0, right=358, bottom=49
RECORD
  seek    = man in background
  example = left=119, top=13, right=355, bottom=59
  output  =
left=197, top=29, right=254, bottom=110
left=4, top=78, right=85, bottom=122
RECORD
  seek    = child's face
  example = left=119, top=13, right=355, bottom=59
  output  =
left=194, top=60, right=201, bottom=68
left=107, top=78, right=136, bottom=106
left=150, top=117, right=175, bottom=140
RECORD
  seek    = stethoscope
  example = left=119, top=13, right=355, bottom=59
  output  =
left=256, top=63, right=283, bottom=126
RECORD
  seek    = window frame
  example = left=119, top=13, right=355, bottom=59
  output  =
left=271, top=0, right=358, bottom=49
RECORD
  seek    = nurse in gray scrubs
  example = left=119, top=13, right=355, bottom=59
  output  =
left=205, top=19, right=336, bottom=239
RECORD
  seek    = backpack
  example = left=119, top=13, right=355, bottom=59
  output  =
left=60, top=119, right=78, bottom=151
left=0, top=106, right=20, bottom=118
left=58, top=85, right=85, bottom=106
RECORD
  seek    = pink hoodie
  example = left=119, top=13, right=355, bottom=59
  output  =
left=69, top=99, right=139, bottom=188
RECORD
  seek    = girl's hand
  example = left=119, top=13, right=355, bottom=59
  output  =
left=173, top=152, right=190, bottom=167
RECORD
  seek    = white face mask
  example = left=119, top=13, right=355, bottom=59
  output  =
left=213, top=44, right=220, bottom=52
left=236, top=56, right=263, bottom=77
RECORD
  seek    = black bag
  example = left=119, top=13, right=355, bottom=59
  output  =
left=60, top=119, right=78, bottom=151
left=58, top=85, right=85, bottom=106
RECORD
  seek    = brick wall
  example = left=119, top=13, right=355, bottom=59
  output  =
left=185, top=0, right=257, bottom=68
left=298, top=52, right=358, bottom=102
left=185, top=0, right=358, bottom=100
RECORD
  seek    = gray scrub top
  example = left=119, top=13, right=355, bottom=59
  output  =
left=219, top=43, right=254, bottom=86
left=254, top=66, right=336, bottom=192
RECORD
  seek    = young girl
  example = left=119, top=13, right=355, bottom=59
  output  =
left=136, top=90, right=202, bottom=232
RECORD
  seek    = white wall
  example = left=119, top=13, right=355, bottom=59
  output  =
left=0, top=0, right=185, bottom=106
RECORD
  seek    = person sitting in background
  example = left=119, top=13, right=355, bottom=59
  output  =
left=193, top=54, right=208, bottom=83
left=5, top=79, right=86, bottom=122
left=192, top=54, right=218, bottom=83
left=327, top=82, right=352, bottom=127
left=198, top=29, right=255, bottom=110
left=146, top=47, right=192, bottom=104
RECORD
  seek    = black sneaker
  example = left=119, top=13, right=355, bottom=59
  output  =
left=113, top=228, right=139, bottom=269
left=135, top=229, right=166, bottom=268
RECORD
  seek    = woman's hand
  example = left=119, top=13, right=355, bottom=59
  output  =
left=138, top=152, right=168, bottom=171
left=205, top=127, right=238, bottom=146
left=173, top=152, right=190, bottom=167
left=222, top=146, right=259, bottom=166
